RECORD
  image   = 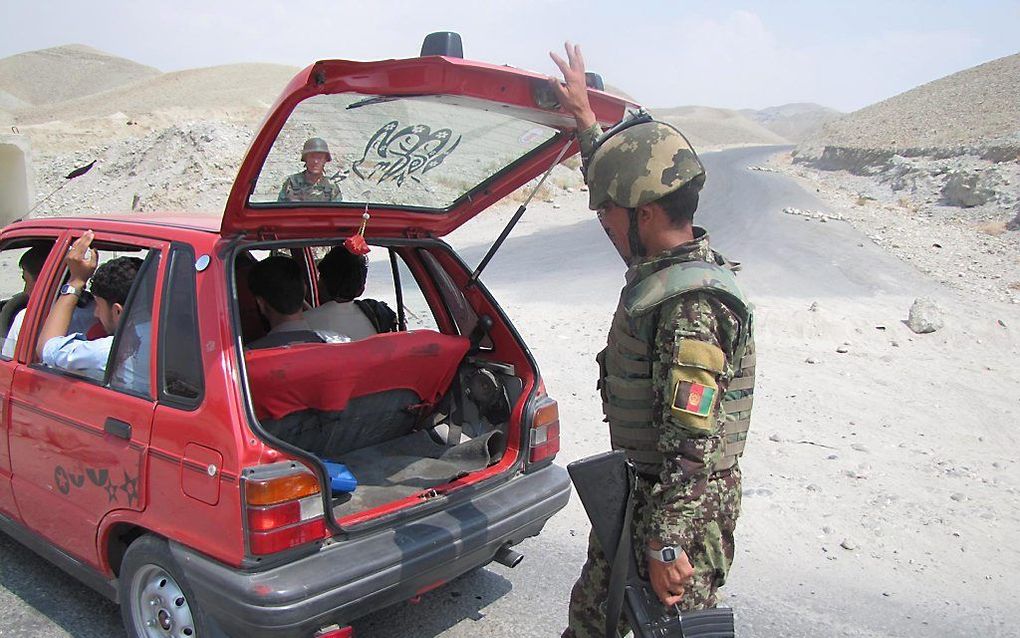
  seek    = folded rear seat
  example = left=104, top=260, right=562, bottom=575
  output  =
left=245, top=331, right=470, bottom=458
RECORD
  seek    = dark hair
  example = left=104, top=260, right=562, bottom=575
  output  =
left=656, top=174, right=705, bottom=228
left=90, top=256, right=143, bottom=306
left=19, top=244, right=51, bottom=278
left=317, top=245, right=367, bottom=301
left=248, top=255, right=305, bottom=315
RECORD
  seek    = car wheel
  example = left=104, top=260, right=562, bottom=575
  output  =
left=119, top=535, right=210, bottom=638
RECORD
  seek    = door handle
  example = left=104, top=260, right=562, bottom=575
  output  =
left=104, top=418, right=132, bottom=440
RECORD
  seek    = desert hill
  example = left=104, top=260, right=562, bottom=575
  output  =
left=15, top=62, right=300, bottom=126
left=4, top=44, right=824, bottom=220
left=800, top=52, right=1020, bottom=156
left=651, top=105, right=789, bottom=150
left=0, top=45, right=160, bottom=108
left=740, top=102, right=842, bottom=143
left=788, top=52, right=1019, bottom=215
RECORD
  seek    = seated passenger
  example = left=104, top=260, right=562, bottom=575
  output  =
left=246, top=255, right=348, bottom=349
left=278, top=137, right=341, bottom=202
left=2, top=243, right=51, bottom=357
left=305, top=245, right=397, bottom=340
left=36, top=231, right=144, bottom=383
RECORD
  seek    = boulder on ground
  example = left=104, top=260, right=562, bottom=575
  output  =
left=907, top=297, right=944, bottom=334
left=941, top=169, right=998, bottom=207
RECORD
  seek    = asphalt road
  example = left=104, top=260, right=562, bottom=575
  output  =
left=0, top=146, right=944, bottom=637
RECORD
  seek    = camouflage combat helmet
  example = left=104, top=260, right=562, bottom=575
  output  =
left=586, top=118, right=705, bottom=210
left=301, top=137, right=332, bottom=162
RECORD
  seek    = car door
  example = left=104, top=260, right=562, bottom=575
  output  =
left=0, top=231, right=61, bottom=520
left=8, top=231, right=167, bottom=567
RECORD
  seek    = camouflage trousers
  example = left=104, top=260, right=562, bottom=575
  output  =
left=562, top=467, right=741, bottom=638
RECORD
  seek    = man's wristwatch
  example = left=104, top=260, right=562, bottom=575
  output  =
left=59, top=283, right=82, bottom=297
left=647, top=545, right=679, bottom=564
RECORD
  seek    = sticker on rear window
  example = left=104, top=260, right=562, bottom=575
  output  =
left=352, top=120, right=462, bottom=187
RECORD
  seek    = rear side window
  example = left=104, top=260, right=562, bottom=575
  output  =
left=158, top=246, right=204, bottom=408
left=107, top=252, right=160, bottom=398
left=419, top=249, right=481, bottom=338
left=364, top=251, right=440, bottom=333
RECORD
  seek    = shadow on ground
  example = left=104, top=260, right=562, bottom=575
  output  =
left=352, top=567, right=513, bottom=636
left=0, top=532, right=124, bottom=637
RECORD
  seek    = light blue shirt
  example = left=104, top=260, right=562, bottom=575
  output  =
left=41, top=322, right=151, bottom=394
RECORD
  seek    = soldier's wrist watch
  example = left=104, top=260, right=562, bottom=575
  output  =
left=647, top=545, right=679, bottom=564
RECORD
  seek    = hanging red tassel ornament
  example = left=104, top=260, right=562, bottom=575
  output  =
left=345, top=211, right=371, bottom=255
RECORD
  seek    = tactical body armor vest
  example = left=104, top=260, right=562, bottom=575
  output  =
left=597, top=256, right=755, bottom=477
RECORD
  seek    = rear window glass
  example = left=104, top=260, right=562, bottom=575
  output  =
left=248, top=93, right=557, bottom=211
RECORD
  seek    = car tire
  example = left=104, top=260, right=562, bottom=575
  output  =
left=119, top=535, right=215, bottom=638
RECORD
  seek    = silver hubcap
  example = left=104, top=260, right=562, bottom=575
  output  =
left=130, top=564, right=196, bottom=637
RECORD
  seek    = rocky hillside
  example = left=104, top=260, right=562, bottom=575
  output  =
left=31, top=121, right=255, bottom=216
left=771, top=52, right=1019, bottom=295
left=787, top=52, right=1019, bottom=219
left=740, top=103, right=842, bottom=143
left=797, top=52, right=1020, bottom=167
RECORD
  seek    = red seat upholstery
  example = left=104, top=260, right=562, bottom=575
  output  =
left=245, top=331, right=470, bottom=422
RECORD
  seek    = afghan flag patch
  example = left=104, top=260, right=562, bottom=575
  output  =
left=672, top=381, right=716, bottom=417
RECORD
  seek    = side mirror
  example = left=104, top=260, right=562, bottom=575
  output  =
left=585, top=72, right=605, bottom=91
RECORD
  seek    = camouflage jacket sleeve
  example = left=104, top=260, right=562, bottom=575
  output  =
left=278, top=176, right=294, bottom=202
left=577, top=123, right=603, bottom=182
left=647, top=292, right=741, bottom=549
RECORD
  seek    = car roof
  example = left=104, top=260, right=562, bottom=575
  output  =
left=8, top=213, right=222, bottom=235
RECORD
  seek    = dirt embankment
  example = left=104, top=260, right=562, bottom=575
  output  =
left=770, top=52, right=1020, bottom=304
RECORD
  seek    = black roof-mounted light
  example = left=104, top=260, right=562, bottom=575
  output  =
left=585, top=72, right=605, bottom=91
left=421, top=32, right=464, bottom=58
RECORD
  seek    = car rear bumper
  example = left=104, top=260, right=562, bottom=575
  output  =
left=172, top=463, right=570, bottom=637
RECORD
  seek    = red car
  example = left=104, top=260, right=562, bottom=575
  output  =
left=0, top=39, right=631, bottom=637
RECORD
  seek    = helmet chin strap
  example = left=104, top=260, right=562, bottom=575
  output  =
left=626, top=208, right=646, bottom=266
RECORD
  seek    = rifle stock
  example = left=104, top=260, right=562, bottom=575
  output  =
left=567, top=451, right=735, bottom=638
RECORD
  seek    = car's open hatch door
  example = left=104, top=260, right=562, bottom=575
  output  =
left=221, top=55, right=636, bottom=239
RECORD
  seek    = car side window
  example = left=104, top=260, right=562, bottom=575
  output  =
left=418, top=248, right=483, bottom=339
left=0, top=239, right=56, bottom=360
left=364, top=250, right=440, bottom=332
left=158, top=246, right=204, bottom=407
left=106, top=251, right=160, bottom=398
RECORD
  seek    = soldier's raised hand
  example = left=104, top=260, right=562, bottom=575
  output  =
left=548, top=42, right=597, bottom=130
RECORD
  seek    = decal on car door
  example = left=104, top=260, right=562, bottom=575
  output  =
left=53, top=464, right=139, bottom=506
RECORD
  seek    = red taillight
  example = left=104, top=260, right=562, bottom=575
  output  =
left=243, top=465, right=326, bottom=555
left=248, top=518, right=327, bottom=555
left=529, top=398, right=560, bottom=464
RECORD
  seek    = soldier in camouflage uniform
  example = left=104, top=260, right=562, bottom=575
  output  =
left=278, top=137, right=342, bottom=202
left=550, top=44, right=755, bottom=637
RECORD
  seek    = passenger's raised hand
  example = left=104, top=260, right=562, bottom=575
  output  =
left=66, top=230, right=98, bottom=285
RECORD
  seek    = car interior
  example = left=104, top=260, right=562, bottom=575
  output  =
left=235, top=241, right=523, bottom=520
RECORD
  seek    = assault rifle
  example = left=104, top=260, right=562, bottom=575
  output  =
left=567, top=450, right=735, bottom=638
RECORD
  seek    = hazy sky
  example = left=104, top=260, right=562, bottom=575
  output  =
left=3, top=1, right=1018, bottom=112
